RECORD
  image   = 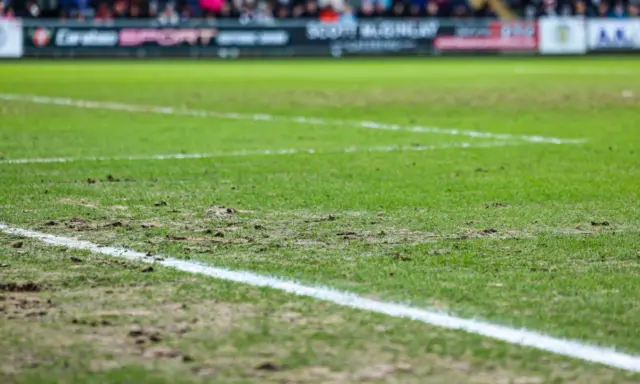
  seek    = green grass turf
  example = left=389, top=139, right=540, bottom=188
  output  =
left=0, top=58, right=639, bottom=382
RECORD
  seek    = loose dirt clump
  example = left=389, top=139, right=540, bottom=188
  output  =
left=128, top=325, right=163, bottom=345
left=255, top=362, right=280, bottom=371
left=486, top=202, right=511, bottom=208
left=0, top=282, right=42, bottom=292
left=143, top=347, right=182, bottom=359
left=59, top=198, right=98, bottom=208
left=0, top=294, right=54, bottom=319
left=206, top=206, right=238, bottom=217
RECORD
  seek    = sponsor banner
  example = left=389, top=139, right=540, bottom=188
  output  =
left=118, top=28, right=219, bottom=47
left=27, top=27, right=119, bottom=48
left=434, top=21, right=537, bottom=52
left=306, top=20, right=438, bottom=56
left=22, top=21, right=437, bottom=57
left=0, top=19, right=23, bottom=58
left=539, top=17, right=587, bottom=54
left=588, top=20, right=640, bottom=50
left=25, top=26, right=292, bottom=49
left=215, top=30, right=290, bottom=46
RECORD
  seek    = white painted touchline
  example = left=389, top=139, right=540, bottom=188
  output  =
left=0, top=225, right=639, bottom=373
left=513, top=68, right=640, bottom=76
left=0, top=141, right=514, bottom=165
left=0, top=93, right=586, bottom=145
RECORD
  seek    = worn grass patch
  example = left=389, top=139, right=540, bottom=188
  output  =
left=0, top=235, right=637, bottom=384
left=1, top=59, right=639, bottom=381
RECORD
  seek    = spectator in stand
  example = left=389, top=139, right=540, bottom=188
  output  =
left=573, top=0, right=592, bottom=16
left=374, top=1, right=387, bottom=15
left=610, top=1, right=627, bottom=17
left=66, top=0, right=93, bottom=20
left=390, top=1, right=407, bottom=17
left=0, top=0, right=15, bottom=18
left=341, top=4, right=357, bottom=21
left=426, top=1, right=440, bottom=17
left=408, top=3, right=424, bottom=17
left=538, top=0, right=558, bottom=16
left=94, top=2, right=114, bottom=21
left=147, top=0, right=158, bottom=17
left=629, top=3, right=639, bottom=16
left=358, top=0, right=375, bottom=17
left=238, top=0, right=257, bottom=23
left=597, top=1, right=609, bottom=16
left=180, top=4, right=193, bottom=19
left=319, top=4, right=339, bottom=21
left=558, top=1, right=572, bottom=15
left=291, top=3, right=304, bottom=16
left=200, top=0, right=223, bottom=17
left=129, top=2, right=147, bottom=18
left=256, top=1, right=276, bottom=23
left=158, top=1, right=179, bottom=23
left=301, top=0, right=319, bottom=17
left=220, top=1, right=239, bottom=17
left=410, top=0, right=426, bottom=12
left=320, top=0, right=345, bottom=14
left=112, top=0, right=128, bottom=17
left=276, top=2, right=291, bottom=17
left=274, top=0, right=292, bottom=12
left=452, top=2, right=470, bottom=17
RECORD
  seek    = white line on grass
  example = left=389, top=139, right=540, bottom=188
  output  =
left=0, top=141, right=514, bottom=165
left=0, top=224, right=638, bottom=373
left=513, top=68, right=640, bottom=76
left=0, top=93, right=586, bottom=145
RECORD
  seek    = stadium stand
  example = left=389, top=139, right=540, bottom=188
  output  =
left=2, top=0, right=639, bottom=20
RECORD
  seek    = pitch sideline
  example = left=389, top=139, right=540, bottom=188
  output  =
left=0, top=223, right=639, bottom=373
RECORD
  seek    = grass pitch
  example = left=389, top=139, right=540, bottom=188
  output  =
left=0, top=58, right=639, bottom=383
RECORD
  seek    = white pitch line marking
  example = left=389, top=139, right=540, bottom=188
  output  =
left=0, top=224, right=639, bottom=372
left=0, top=141, right=514, bottom=165
left=0, top=93, right=586, bottom=145
left=513, top=68, right=640, bottom=76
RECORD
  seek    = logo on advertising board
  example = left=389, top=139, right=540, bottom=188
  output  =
left=434, top=21, right=537, bottom=51
left=119, top=28, right=218, bottom=47
left=454, top=24, right=490, bottom=37
left=588, top=20, right=640, bottom=49
left=0, top=19, right=23, bottom=58
left=539, top=17, right=587, bottom=54
left=55, top=28, right=118, bottom=47
left=306, top=20, right=439, bottom=41
left=31, top=28, right=52, bottom=47
left=306, top=20, right=438, bottom=56
left=556, top=25, right=569, bottom=43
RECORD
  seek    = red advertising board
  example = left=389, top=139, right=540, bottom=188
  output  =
left=434, top=21, right=538, bottom=51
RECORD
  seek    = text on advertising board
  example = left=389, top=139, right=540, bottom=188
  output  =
left=306, top=20, right=439, bottom=40
left=588, top=20, right=640, bottom=49
left=56, top=28, right=118, bottom=47
left=119, top=28, right=218, bottom=46
left=216, top=30, right=289, bottom=46
left=434, top=21, right=537, bottom=51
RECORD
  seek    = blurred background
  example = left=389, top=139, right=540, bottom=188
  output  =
left=2, top=0, right=639, bottom=21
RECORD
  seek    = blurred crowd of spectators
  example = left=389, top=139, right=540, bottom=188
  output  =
left=521, top=0, right=639, bottom=17
left=1, top=0, right=638, bottom=20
